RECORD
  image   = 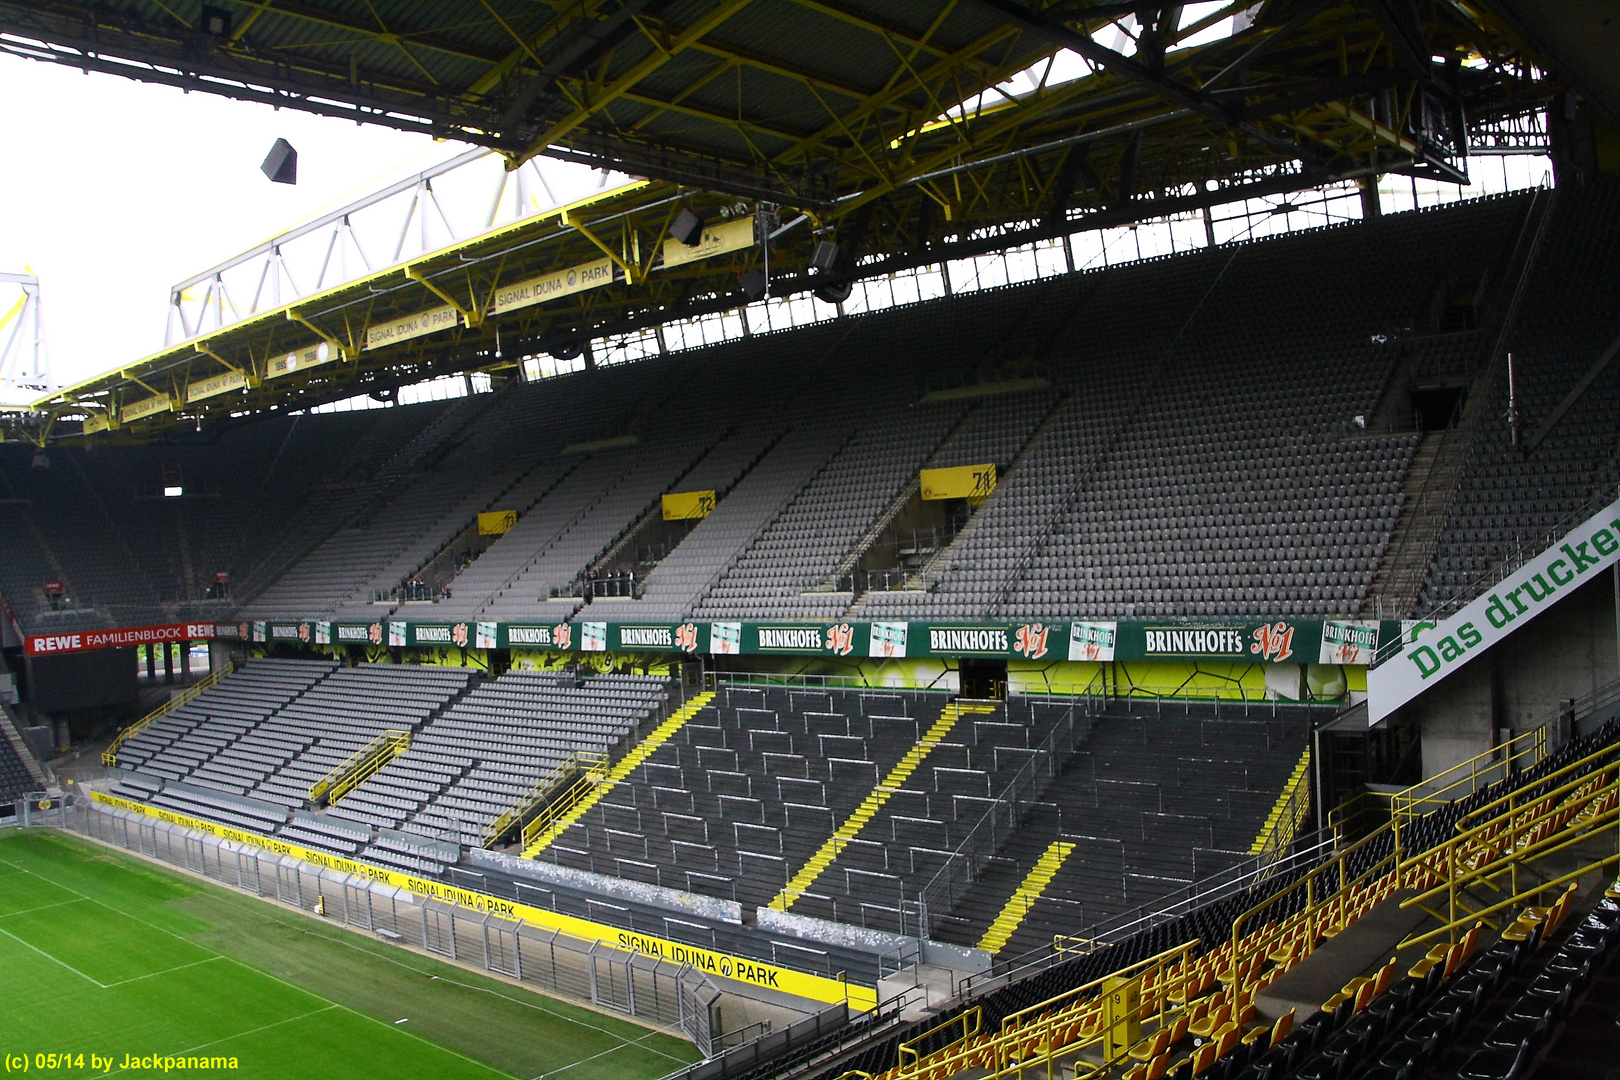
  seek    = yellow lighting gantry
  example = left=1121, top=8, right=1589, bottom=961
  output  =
left=8, top=0, right=1562, bottom=441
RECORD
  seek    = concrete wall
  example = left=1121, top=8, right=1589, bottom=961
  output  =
left=1396, top=569, right=1619, bottom=778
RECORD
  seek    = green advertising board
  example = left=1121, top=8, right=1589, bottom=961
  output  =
left=218, top=616, right=1395, bottom=665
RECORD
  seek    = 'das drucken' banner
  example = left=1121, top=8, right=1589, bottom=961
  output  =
left=1368, top=495, right=1620, bottom=724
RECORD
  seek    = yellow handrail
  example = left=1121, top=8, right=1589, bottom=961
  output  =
left=482, top=750, right=608, bottom=848
left=889, top=940, right=1198, bottom=1079
left=308, top=729, right=410, bottom=806
left=898, top=1008, right=980, bottom=1072
left=103, top=661, right=234, bottom=767
left=1393, top=743, right=1620, bottom=946
left=1390, top=726, right=1547, bottom=822
left=1455, top=738, right=1613, bottom=825
left=521, top=755, right=612, bottom=848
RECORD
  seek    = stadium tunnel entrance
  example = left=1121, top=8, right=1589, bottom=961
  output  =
left=956, top=657, right=1007, bottom=700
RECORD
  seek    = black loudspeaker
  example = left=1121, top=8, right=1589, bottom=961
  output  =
left=740, top=269, right=768, bottom=301
left=261, top=138, right=298, bottom=185
left=669, top=207, right=705, bottom=246
left=811, top=240, right=839, bottom=271
left=200, top=5, right=232, bottom=35
left=813, top=279, right=852, bottom=305
left=550, top=341, right=583, bottom=361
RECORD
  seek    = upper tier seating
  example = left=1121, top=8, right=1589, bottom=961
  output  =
left=12, top=188, right=1618, bottom=626
left=1422, top=176, right=1620, bottom=616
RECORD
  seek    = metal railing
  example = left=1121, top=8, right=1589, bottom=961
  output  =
left=103, top=661, right=234, bottom=767
left=1396, top=737, right=1620, bottom=947
left=308, top=729, right=411, bottom=806
left=521, top=760, right=613, bottom=850
left=968, top=828, right=1335, bottom=994
left=913, top=695, right=1093, bottom=939
left=483, top=750, right=608, bottom=849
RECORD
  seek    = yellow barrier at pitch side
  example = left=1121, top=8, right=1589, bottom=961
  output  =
left=90, top=790, right=875, bottom=1009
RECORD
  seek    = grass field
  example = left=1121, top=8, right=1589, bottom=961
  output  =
left=0, top=827, right=702, bottom=1079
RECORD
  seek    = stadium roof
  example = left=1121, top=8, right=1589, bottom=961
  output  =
left=0, top=0, right=1579, bottom=440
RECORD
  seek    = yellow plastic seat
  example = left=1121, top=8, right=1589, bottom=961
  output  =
left=1128, top=1027, right=1173, bottom=1063
left=1243, top=1008, right=1294, bottom=1049
left=1188, top=1003, right=1231, bottom=1041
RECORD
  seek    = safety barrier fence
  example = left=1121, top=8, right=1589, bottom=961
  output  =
left=41, top=795, right=728, bottom=1055
left=519, top=752, right=613, bottom=850
left=660, top=1001, right=863, bottom=1080
left=911, top=697, right=1091, bottom=941
left=103, top=661, right=234, bottom=767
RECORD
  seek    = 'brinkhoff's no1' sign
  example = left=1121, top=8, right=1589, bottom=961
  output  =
left=1368, top=495, right=1620, bottom=724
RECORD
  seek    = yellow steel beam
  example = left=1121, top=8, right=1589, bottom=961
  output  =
left=216, top=0, right=505, bottom=66
left=404, top=266, right=481, bottom=326
left=464, top=0, right=617, bottom=98
left=784, top=0, right=993, bottom=71
left=834, top=72, right=1110, bottom=217
left=508, top=0, right=756, bottom=169
left=685, top=35, right=871, bottom=101
left=0, top=293, right=25, bottom=334
left=770, top=24, right=1025, bottom=173
left=618, top=86, right=809, bottom=146
left=286, top=309, right=354, bottom=359
left=562, top=213, right=639, bottom=283
left=193, top=343, right=246, bottom=377
left=473, top=0, right=546, bottom=69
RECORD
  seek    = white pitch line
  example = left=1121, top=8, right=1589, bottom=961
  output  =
left=103, top=954, right=225, bottom=987
left=98, top=1005, right=342, bottom=1078
left=0, top=923, right=106, bottom=988
left=0, top=897, right=88, bottom=919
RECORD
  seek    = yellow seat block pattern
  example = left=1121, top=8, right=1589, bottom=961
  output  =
left=523, top=690, right=715, bottom=857
left=768, top=701, right=990, bottom=911
left=976, top=840, right=1078, bottom=954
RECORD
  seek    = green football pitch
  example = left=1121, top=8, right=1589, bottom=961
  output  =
left=0, top=827, right=702, bottom=1079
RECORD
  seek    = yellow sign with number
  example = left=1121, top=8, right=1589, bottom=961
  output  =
left=920, top=463, right=997, bottom=501
left=662, top=490, right=717, bottom=520
left=478, top=510, right=517, bottom=535
left=1101, top=974, right=1143, bottom=1058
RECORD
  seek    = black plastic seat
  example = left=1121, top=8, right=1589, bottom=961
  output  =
left=1456, top=1041, right=1531, bottom=1080
left=1292, top=1052, right=1344, bottom=1080
left=1524, top=971, right=1575, bottom=1015
left=1249, top=1044, right=1291, bottom=1080
left=1545, top=951, right=1594, bottom=986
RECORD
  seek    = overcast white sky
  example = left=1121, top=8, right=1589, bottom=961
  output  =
left=0, top=53, right=463, bottom=387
